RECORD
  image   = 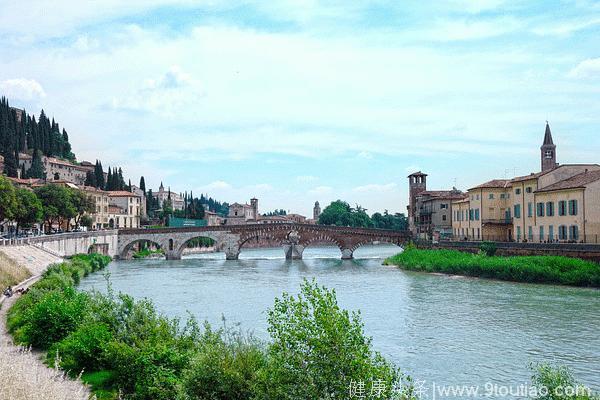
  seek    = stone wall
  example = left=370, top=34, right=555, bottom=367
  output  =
left=420, top=240, right=600, bottom=263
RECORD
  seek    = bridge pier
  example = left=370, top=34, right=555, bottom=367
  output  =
left=225, top=246, right=240, bottom=260
left=283, top=244, right=305, bottom=260
left=341, top=248, right=354, bottom=260
left=165, top=251, right=182, bottom=261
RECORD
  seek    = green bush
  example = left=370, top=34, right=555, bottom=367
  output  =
left=531, top=363, right=598, bottom=400
left=17, top=287, right=91, bottom=349
left=384, top=248, right=600, bottom=287
left=180, top=326, right=266, bottom=400
left=479, top=241, right=497, bottom=257
left=255, top=279, right=406, bottom=400
left=48, top=322, right=114, bottom=372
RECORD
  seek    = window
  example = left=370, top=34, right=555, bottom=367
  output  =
left=548, top=225, right=554, bottom=241
left=442, top=215, right=447, bottom=221
left=568, top=200, right=578, bottom=216
left=539, top=226, right=544, bottom=242
left=440, top=203, right=448, bottom=209
left=537, top=202, right=545, bottom=217
left=545, top=150, right=553, bottom=159
left=559, top=201, right=567, bottom=216
left=515, top=188, right=521, bottom=195
left=516, top=226, right=521, bottom=241
left=514, top=204, right=521, bottom=218
left=559, top=225, right=568, bottom=240
left=475, top=209, right=480, bottom=221
left=489, top=193, right=494, bottom=199
left=526, top=187, right=532, bottom=193
left=476, top=194, right=480, bottom=200
left=546, top=202, right=554, bottom=217
left=570, top=225, right=579, bottom=241
left=500, top=193, right=506, bottom=199
left=527, top=202, right=533, bottom=218
left=469, top=209, right=474, bottom=221
left=528, top=226, right=533, bottom=241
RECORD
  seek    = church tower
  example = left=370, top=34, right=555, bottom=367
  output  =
left=541, top=122, right=557, bottom=172
left=407, top=172, right=427, bottom=234
left=313, top=201, right=321, bottom=221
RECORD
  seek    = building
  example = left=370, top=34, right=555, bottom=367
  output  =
left=407, top=172, right=464, bottom=240
left=153, top=182, right=184, bottom=211
left=18, top=153, right=94, bottom=185
left=313, top=201, right=321, bottom=221
left=204, top=210, right=223, bottom=226
left=130, top=185, right=147, bottom=219
left=81, top=186, right=110, bottom=230
left=455, top=179, right=513, bottom=241
left=452, top=122, right=600, bottom=243
left=226, top=198, right=259, bottom=225
left=107, top=191, right=142, bottom=228
left=286, top=213, right=307, bottom=224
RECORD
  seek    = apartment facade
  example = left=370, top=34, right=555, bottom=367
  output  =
left=453, top=179, right=512, bottom=241
left=451, top=123, right=600, bottom=243
left=107, top=191, right=142, bottom=229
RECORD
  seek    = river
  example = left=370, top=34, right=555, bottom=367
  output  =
left=78, top=244, right=600, bottom=396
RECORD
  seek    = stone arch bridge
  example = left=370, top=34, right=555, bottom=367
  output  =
left=117, top=223, right=411, bottom=260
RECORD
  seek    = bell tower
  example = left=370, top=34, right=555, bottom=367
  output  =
left=407, top=172, right=427, bottom=234
left=541, top=122, right=557, bottom=172
left=313, top=201, right=321, bottom=221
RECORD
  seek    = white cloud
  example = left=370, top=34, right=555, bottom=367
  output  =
left=296, top=175, right=319, bottom=182
left=202, top=181, right=232, bottom=190
left=308, top=186, right=333, bottom=195
left=143, top=65, right=194, bottom=90
left=568, top=58, right=600, bottom=79
left=352, top=183, right=397, bottom=193
left=0, top=78, right=46, bottom=100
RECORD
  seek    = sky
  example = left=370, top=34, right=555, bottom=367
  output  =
left=1, top=0, right=599, bottom=216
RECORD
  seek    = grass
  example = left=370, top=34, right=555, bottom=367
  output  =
left=0, top=250, right=31, bottom=290
left=384, top=248, right=600, bottom=287
left=0, top=346, right=90, bottom=400
left=81, top=370, right=117, bottom=400
left=132, top=248, right=164, bottom=259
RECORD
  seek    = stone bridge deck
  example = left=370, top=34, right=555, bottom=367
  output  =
left=118, top=223, right=411, bottom=260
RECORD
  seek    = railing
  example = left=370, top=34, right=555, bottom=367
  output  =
left=481, top=219, right=513, bottom=225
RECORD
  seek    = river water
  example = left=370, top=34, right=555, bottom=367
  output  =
left=79, top=245, right=600, bottom=396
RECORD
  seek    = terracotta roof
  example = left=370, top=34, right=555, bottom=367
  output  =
left=108, top=190, right=140, bottom=197
left=7, top=177, right=43, bottom=185
left=511, top=171, right=546, bottom=183
left=535, top=169, right=600, bottom=193
left=18, top=153, right=32, bottom=160
left=469, top=179, right=511, bottom=190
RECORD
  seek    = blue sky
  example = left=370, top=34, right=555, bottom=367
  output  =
left=1, top=0, right=599, bottom=216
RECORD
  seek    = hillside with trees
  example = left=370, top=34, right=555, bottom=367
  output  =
left=0, top=97, right=75, bottom=177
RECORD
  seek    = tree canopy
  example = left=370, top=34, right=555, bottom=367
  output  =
left=318, top=200, right=408, bottom=230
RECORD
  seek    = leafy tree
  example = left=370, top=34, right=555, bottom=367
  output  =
left=13, top=188, right=43, bottom=232
left=371, top=211, right=408, bottom=231
left=257, top=279, right=406, bottom=400
left=80, top=214, right=94, bottom=230
left=34, top=184, right=75, bottom=232
left=319, top=200, right=373, bottom=228
left=70, top=189, right=95, bottom=229
left=0, top=175, right=17, bottom=223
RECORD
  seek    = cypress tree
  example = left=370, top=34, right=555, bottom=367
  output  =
left=28, top=149, right=46, bottom=179
left=106, top=167, right=113, bottom=190
left=139, top=176, right=146, bottom=193
left=94, top=160, right=105, bottom=188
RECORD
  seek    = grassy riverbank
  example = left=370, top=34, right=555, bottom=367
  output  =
left=384, top=248, right=600, bottom=287
left=0, top=251, right=31, bottom=290
left=6, top=253, right=410, bottom=400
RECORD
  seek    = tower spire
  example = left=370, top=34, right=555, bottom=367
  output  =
left=541, top=121, right=557, bottom=172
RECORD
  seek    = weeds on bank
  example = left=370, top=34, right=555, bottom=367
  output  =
left=384, top=248, right=600, bottom=287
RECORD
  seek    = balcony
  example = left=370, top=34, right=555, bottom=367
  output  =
left=482, top=218, right=513, bottom=225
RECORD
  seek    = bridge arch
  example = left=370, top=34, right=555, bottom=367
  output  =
left=120, top=238, right=165, bottom=260
left=174, top=233, right=222, bottom=258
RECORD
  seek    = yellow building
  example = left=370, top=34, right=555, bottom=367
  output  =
left=453, top=179, right=512, bottom=241
left=452, top=122, right=600, bottom=243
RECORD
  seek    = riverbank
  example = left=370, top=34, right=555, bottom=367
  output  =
left=384, top=248, right=600, bottom=287
left=0, top=249, right=90, bottom=400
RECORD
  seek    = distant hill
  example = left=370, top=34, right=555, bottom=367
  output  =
left=0, top=96, right=75, bottom=177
